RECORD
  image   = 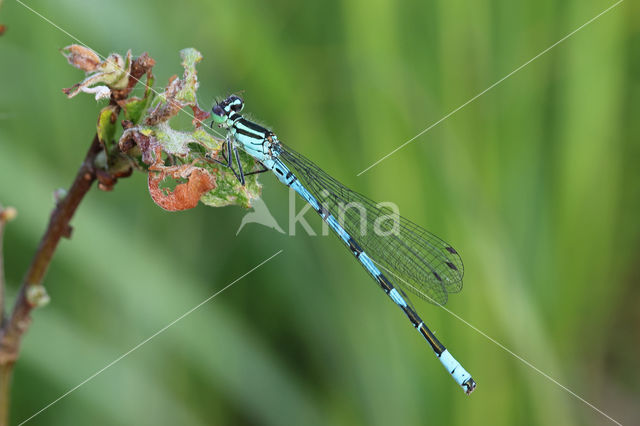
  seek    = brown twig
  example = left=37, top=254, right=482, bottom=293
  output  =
left=0, top=0, right=5, bottom=37
left=0, top=135, right=101, bottom=357
left=0, top=205, right=17, bottom=328
left=0, top=366, right=9, bottom=426
left=0, top=50, right=156, bottom=425
left=0, top=207, right=7, bottom=323
left=0, top=134, right=102, bottom=425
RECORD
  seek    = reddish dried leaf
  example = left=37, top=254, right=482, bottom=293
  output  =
left=191, top=105, right=211, bottom=128
left=148, top=168, right=216, bottom=211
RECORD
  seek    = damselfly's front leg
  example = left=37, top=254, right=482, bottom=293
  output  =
left=232, top=144, right=245, bottom=186
left=205, top=135, right=270, bottom=185
left=206, top=135, right=246, bottom=185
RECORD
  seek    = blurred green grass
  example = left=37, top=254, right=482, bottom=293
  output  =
left=1, top=0, right=638, bottom=425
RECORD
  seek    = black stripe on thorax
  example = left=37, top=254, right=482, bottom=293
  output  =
left=239, top=118, right=271, bottom=134
left=235, top=126, right=264, bottom=140
left=233, top=117, right=267, bottom=138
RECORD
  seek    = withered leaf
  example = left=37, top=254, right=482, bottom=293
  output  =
left=148, top=167, right=216, bottom=211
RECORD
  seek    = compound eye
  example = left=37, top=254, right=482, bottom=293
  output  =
left=212, top=105, right=226, bottom=124
left=212, top=105, right=224, bottom=116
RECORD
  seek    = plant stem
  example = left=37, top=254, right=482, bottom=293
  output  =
left=0, top=207, right=6, bottom=323
left=0, top=134, right=102, bottom=425
left=0, top=205, right=8, bottom=426
left=0, top=364, right=10, bottom=426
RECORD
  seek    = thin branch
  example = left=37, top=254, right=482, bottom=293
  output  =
left=0, top=134, right=103, bottom=426
left=0, top=135, right=102, bottom=365
left=0, top=212, right=10, bottom=426
left=0, top=0, right=5, bottom=36
left=0, top=207, right=6, bottom=323
left=0, top=49, right=154, bottom=425
left=0, top=205, right=16, bottom=327
left=0, top=364, right=9, bottom=426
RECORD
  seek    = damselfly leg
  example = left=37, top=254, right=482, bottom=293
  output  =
left=205, top=135, right=270, bottom=186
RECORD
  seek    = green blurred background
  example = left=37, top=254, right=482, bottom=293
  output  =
left=1, top=0, right=638, bottom=424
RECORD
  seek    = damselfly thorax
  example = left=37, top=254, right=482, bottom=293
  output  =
left=212, top=95, right=280, bottom=167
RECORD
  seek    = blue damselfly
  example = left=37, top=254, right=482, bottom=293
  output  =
left=209, top=95, right=476, bottom=394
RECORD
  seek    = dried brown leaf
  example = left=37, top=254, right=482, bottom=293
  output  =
left=61, top=45, right=101, bottom=72
left=148, top=167, right=216, bottom=211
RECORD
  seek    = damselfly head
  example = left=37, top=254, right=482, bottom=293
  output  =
left=211, top=95, right=244, bottom=126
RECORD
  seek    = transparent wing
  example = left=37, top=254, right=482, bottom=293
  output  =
left=278, top=143, right=463, bottom=306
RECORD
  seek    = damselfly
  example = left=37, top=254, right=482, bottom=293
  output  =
left=209, top=95, right=476, bottom=394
